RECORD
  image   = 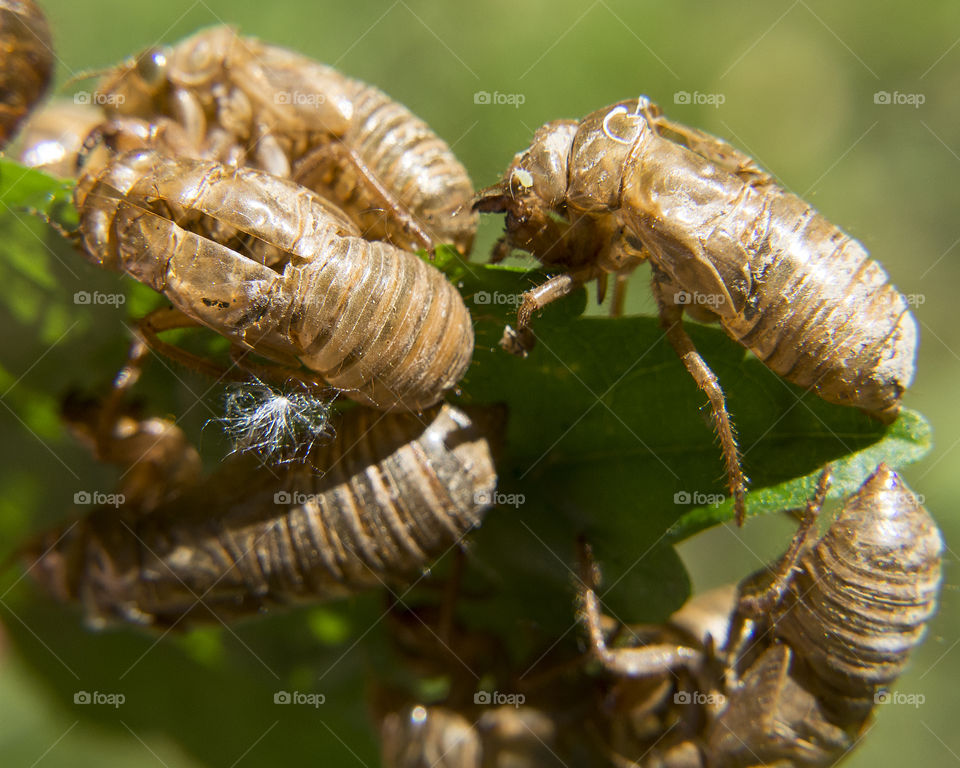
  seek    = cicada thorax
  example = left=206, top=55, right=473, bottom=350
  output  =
left=26, top=403, right=499, bottom=629
left=770, top=465, right=943, bottom=723
left=95, top=26, right=478, bottom=254
left=75, top=150, right=474, bottom=412
left=0, top=0, right=53, bottom=146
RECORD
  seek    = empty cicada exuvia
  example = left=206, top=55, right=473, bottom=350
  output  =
left=476, top=97, right=918, bottom=524
left=93, top=25, right=477, bottom=254
left=17, top=99, right=105, bottom=177
left=23, top=396, right=501, bottom=629
left=0, top=0, right=53, bottom=147
left=74, top=149, right=475, bottom=412
left=577, top=464, right=943, bottom=767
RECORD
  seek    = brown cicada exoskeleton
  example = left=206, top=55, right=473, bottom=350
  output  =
left=578, top=464, right=942, bottom=766
left=93, top=26, right=477, bottom=254
left=476, top=97, right=918, bottom=524
left=75, top=149, right=475, bottom=412
left=24, top=389, right=501, bottom=629
left=0, top=0, right=53, bottom=146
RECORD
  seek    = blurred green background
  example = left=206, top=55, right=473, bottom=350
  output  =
left=1, top=0, right=958, bottom=765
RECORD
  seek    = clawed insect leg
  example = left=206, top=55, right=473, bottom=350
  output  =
left=296, top=141, right=435, bottom=252
left=137, top=306, right=239, bottom=381
left=652, top=275, right=747, bottom=526
left=736, top=468, right=830, bottom=617
left=577, top=539, right=700, bottom=679
left=499, top=271, right=585, bottom=357
left=610, top=274, right=630, bottom=318
left=95, top=335, right=151, bottom=457
left=516, top=272, right=580, bottom=329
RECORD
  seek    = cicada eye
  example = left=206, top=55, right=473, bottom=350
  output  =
left=135, top=48, right=168, bottom=87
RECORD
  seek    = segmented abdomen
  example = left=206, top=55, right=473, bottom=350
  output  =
left=27, top=405, right=498, bottom=628
left=721, top=191, right=917, bottom=421
left=75, top=150, right=474, bottom=411
left=774, top=465, right=942, bottom=719
left=0, top=0, right=53, bottom=145
left=295, top=81, right=478, bottom=254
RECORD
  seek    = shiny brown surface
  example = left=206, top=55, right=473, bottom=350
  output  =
left=478, top=97, right=917, bottom=422
left=0, top=0, right=52, bottom=146
left=75, top=150, right=475, bottom=411
left=95, top=25, right=477, bottom=254
left=576, top=466, right=943, bottom=766
left=25, top=404, right=498, bottom=629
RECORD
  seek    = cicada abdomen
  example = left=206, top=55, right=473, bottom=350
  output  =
left=768, top=464, right=943, bottom=723
left=0, top=0, right=53, bottom=146
left=75, top=150, right=475, bottom=412
left=25, top=403, right=500, bottom=628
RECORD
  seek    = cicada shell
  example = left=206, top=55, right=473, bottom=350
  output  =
left=736, top=464, right=943, bottom=725
left=24, top=403, right=499, bottom=629
left=0, top=0, right=53, bottom=146
left=75, top=150, right=475, bottom=412
left=95, top=26, right=477, bottom=254
left=577, top=465, right=943, bottom=766
left=17, top=100, right=106, bottom=177
left=477, top=97, right=918, bottom=524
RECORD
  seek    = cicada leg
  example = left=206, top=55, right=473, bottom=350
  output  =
left=294, top=140, right=435, bottom=252
left=137, top=305, right=241, bottom=381
left=735, top=468, right=830, bottom=616
left=577, top=538, right=701, bottom=678
left=650, top=271, right=747, bottom=526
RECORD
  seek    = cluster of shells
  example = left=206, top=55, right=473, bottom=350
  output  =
left=2, top=2, right=945, bottom=766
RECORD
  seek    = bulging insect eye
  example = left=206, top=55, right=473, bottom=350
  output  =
left=135, top=49, right=168, bottom=87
